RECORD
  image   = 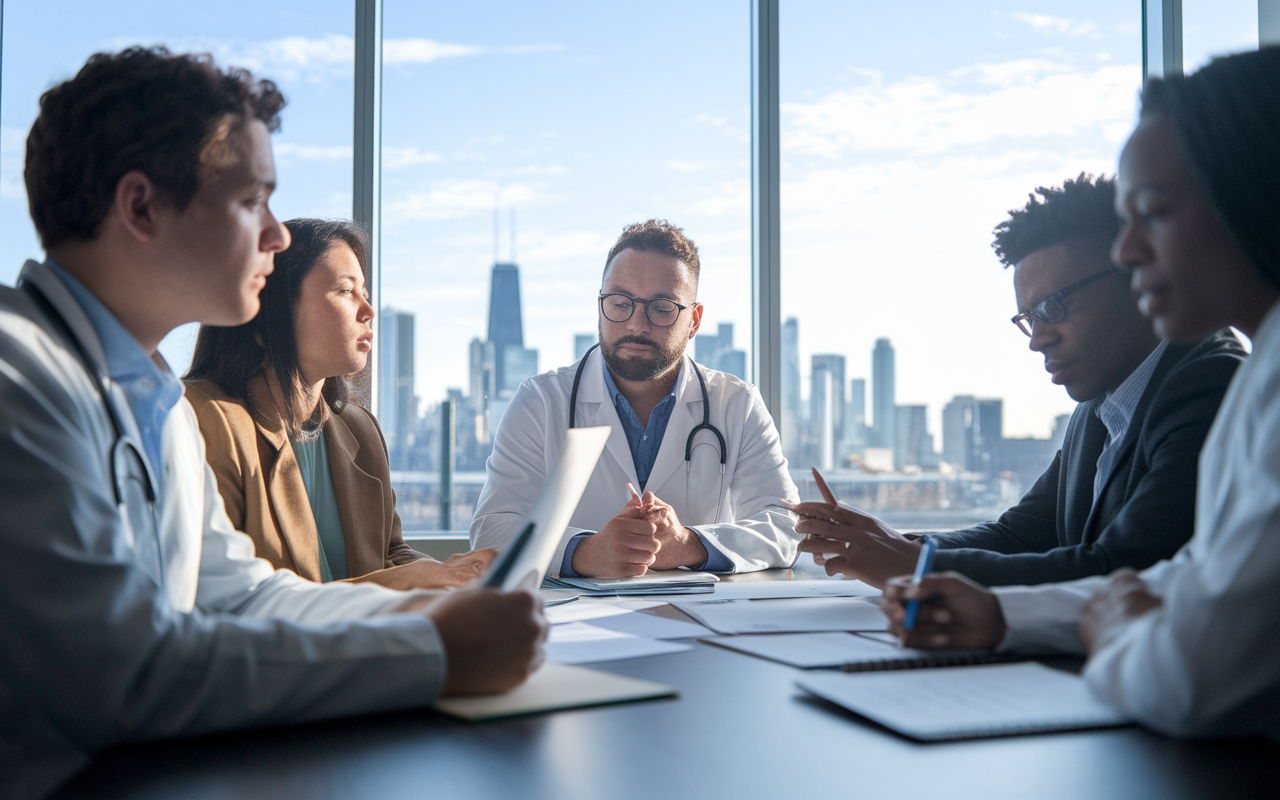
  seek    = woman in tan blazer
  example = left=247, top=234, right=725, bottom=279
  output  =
left=184, top=218, right=494, bottom=589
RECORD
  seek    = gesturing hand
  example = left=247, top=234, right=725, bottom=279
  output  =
left=883, top=571, right=1007, bottom=651
left=1079, top=569, right=1163, bottom=654
left=791, top=501, right=921, bottom=588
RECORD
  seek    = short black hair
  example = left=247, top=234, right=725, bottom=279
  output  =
left=991, top=173, right=1120, bottom=268
left=185, top=219, right=368, bottom=437
left=25, top=46, right=285, bottom=249
left=604, top=219, right=701, bottom=287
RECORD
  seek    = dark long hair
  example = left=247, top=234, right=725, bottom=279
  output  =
left=185, top=218, right=369, bottom=437
left=1141, top=46, right=1280, bottom=290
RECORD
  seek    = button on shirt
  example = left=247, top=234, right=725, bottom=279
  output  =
left=48, top=262, right=185, bottom=498
left=559, top=359, right=732, bottom=575
left=1093, top=341, right=1168, bottom=503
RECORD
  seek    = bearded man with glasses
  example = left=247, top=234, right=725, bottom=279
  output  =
left=471, top=219, right=801, bottom=578
left=795, top=175, right=1245, bottom=589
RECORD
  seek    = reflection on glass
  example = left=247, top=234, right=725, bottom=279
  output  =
left=779, top=1, right=1140, bottom=529
left=380, top=1, right=750, bottom=532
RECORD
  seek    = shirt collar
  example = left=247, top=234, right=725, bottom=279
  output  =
left=45, top=261, right=183, bottom=406
left=601, top=354, right=684, bottom=409
left=1098, top=340, right=1168, bottom=439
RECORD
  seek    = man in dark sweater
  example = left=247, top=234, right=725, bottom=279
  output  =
left=794, top=174, right=1245, bottom=587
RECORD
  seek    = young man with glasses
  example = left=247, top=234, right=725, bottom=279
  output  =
left=471, top=219, right=800, bottom=578
left=794, top=175, right=1244, bottom=588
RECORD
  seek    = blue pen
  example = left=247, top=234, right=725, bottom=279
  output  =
left=902, top=536, right=937, bottom=632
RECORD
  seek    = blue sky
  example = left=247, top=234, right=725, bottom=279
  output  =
left=0, top=0, right=1260, bottom=441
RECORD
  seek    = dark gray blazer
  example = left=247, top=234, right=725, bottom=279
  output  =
left=928, top=330, right=1246, bottom=586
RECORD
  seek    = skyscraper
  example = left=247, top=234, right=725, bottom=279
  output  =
left=810, top=354, right=846, bottom=469
left=942, top=395, right=975, bottom=470
left=574, top=333, right=596, bottom=360
left=781, top=317, right=800, bottom=459
left=846, top=377, right=867, bottom=448
left=379, top=308, right=416, bottom=463
left=894, top=404, right=930, bottom=469
left=487, top=262, right=523, bottom=395
left=694, top=322, right=748, bottom=380
left=973, top=398, right=1004, bottom=476
left=872, top=338, right=896, bottom=454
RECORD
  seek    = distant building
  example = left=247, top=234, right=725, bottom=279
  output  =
left=894, top=404, right=931, bottom=470
left=694, top=322, right=748, bottom=380
left=845, top=377, right=868, bottom=450
left=379, top=308, right=416, bottom=465
left=872, top=338, right=896, bottom=454
left=994, top=437, right=1057, bottom=495
left=503, top=346, right=539, bottom=393
left=574, top=333, right=596, bottom=360
left=487, top=262, right=524, bottom=395
left=781, top=317, right=801, bottom=460
left=810, top=354, right=846, bottom=470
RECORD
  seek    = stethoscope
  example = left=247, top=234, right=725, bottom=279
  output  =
left=21, top=280, right=164, bottom=585
left=569, top=343, right=727, bottom=522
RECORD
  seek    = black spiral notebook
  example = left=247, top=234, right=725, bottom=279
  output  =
left=798, top=662, right=1133, bottom=741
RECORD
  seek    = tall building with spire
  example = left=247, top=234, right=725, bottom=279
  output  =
left=486, top=262, right=524, bottom=394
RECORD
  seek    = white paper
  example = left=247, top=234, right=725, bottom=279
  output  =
left=711, top=579, right=880, bottom=601
left=798, top=662, right=1132, bottom=741
left=673, top=597, right=889, bottom=635
left=703, top=632, right=903, bottom=667
left=545, top=597, right=667, bottom=624
left=587, top=611, right=712, bottom=640
left=545, top=622, right=693, bottom=664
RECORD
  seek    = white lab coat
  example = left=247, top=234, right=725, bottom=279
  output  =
left=0, top=262, right=445, bottom=800
left=994, top=300, right=1280, bottom=741
left=470, top=348, right=800, bottom=575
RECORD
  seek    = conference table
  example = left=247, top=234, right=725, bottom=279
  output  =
left=55, top=564, right=1280, bottom=800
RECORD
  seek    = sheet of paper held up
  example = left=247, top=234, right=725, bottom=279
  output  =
left=545, top=622, right=693, bottom=664
left=673, top=597, right=890, bottom=635
left=710, top=579, right=880, bottom=601
left=436, top=663, right=676, bottom=722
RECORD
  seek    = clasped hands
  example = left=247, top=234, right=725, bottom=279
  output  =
left=571, top=490, right=708, bottom=577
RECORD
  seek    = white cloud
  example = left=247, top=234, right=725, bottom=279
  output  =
left=107, top=35, right=561, bottom=83
left=1, top=126, right=26, bottom=201
left=690, top=179, right=750, bottom=218
left=1011, top=13, right=1100, bottom=38
left=273, top=142, right=350, bottom=160
left=383, top=146, right=444, bottom=169
left=668, top=160, right=718, bottom=172
left=383, top=178, right=549, bottom=224
left=782, top=60, right=1138, bottom=158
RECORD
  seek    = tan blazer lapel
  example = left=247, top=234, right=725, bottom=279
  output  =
left=248, top=374, right=324, bottom=582
left=324, top=411, right=388, bottom=576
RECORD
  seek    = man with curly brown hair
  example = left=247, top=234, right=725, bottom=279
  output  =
left=795, top=174, right=1245, bottom=589
left=0, top=47, right=544, bottom=799
left=472, top=219, right=801, bottom=578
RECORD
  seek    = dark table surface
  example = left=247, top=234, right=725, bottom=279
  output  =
left=55, top=568, right=1280, bottom=800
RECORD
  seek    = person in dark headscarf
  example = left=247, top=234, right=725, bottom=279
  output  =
left=879, top=46, right=1280, bottom=741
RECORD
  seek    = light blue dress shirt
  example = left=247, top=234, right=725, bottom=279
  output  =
left=291, top=432, right=350, bottom=582
left=560, top=358, right=732, bottom=576
left=1093, top=341, right=1168, bottom=502
left=48, top=262, right=185, bottom=497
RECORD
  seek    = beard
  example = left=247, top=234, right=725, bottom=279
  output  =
left=600, top=329, right=685, bottom=382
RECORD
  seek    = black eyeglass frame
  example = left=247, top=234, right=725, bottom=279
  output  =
left=1011, top=267, right=1120, bottom=337
left=598, top=292, right=693, bottom=327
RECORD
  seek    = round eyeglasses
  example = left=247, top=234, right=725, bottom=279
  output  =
left=599, top=292, right=692, bottom=327
left=1011, top=267, right=1119, bottom=337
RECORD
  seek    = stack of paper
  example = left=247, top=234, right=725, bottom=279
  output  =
left=545, top=570, right=718, bottom=596
left=543, top=598, right=713, bottom=665
left=673, top=596, right=889, bottom=634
